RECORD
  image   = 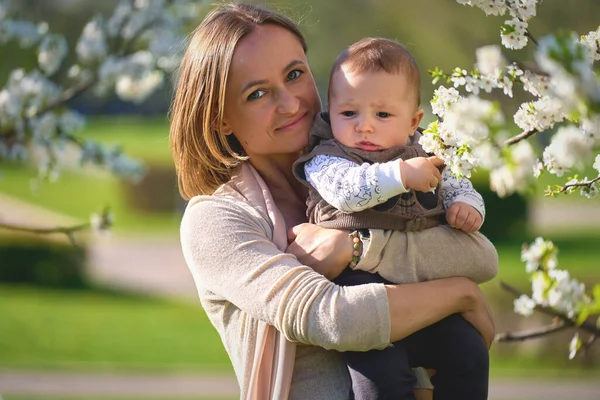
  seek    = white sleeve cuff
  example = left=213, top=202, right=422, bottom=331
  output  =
left=377, top=160, right=408, bottom=200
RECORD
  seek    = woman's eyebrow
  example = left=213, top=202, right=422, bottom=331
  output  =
left=240, top=60, right=305, bottom=95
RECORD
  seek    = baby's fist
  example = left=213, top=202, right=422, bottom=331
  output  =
left=447, top=202, right=482, bottom=232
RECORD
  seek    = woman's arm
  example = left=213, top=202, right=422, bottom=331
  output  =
left=386, top=277, right=495, bottom=347
left=285, top=223, right=495, bottom=348
left=181, top=196, right=390, bottom=351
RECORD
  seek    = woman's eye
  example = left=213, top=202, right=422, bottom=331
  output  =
left=341, top=111, right=356, bottom=117
left=377, top=112, right=390, bottom=118
left=247, top=89, right=266, bottom=101
left=286, top=69, right=303, bottom=81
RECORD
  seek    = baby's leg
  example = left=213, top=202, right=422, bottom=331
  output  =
left=366, top=226, right=498, bottom=284
left=334, top=269, right=419, bottom=400
left=405, top=313, right=489, bottom=400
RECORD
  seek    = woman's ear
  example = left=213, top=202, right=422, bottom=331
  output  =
left=213, top=117, right=233, bottom=136
left=409, top=108, right=425, bottom=135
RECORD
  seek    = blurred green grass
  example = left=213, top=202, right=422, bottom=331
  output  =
left=0, top=284, right=232, bottom=373
left=79, top=116, right=172, bottom=167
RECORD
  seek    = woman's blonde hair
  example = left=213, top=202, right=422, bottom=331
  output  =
left=169, top=3, right=307, bottom=199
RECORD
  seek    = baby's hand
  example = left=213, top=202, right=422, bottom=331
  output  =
left=447, top=201, right=482, bottom=232
left=399, top=156, right=443, bottom=193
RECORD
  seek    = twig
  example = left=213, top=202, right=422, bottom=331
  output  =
left=525, top=29, right=539, bottom=47
left=499, top=281, right=600, bottom=335
left=558, top=176, right=600, bottom=194
left=0, top=221, right=89, bottom=237
left=504, top=129, right=538, bottom=146
left=495, top=320, right=568, bottom=342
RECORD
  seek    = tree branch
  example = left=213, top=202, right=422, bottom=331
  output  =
left=504, top=129, right=538, bottom=146
left=558, top=176, right=600, bottom=194
left=525, top=29, right=539, bottom=47
left=0, top=221, right=89, bottom=237
left=495, top=320, right=569, bottom=342
left=499, top=281, right=600, bottom=335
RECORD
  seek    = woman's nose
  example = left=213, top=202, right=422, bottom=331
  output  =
left=276, top=88, right=300, bottom=115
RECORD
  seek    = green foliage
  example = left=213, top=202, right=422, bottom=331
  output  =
left=0, top=239, right=88, bottom=288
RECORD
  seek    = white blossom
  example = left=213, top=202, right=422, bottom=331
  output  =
left=115, top=70, right=163, bottom=103
left=471, top=141, right=501, bottom=169
left=593, top=155, right=600, bottom=174
left=579, top=27, right=600, bottom=62
left=38, top=34, right=68, bottom=76
left=501, top=18, right=528, bottom=50
left=531, top=271, right=549, bottom=304
left=456, top=0, right=508, bottom=16
left=520, top=70, right=550, bottom=97
left=508, top=0, right=537, bottom=21
left=431, top=86, right=461, bottom=118
left=444, top=96, right=503, bottom=146
left=476, top=45, right=506, bottom=75
left=521, top=236, right=554, bottom=273
left=513, top=97, right=565, bottom=132
left=580, top=181, right=598, bottom=199
left=543, top=126, right=594, bottom=175
left=0, top=20, right=42, bottom=47
left=490, top=140, right=536, bottom=196
left=60, top=111, right=85, bottom=134
left=76, top=17, right=107, bottom=64
left=514, top=295, right=536, bottom=317
left=31, top=113, right=58, bottom=142
left=91, top=210, right=114, bottom=235
left=569, top=332, right=581, bottom=360
left=533, top=159, right=544, bottom=178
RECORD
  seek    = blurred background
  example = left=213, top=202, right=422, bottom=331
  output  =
left=1, top=0, right=599, bottom=399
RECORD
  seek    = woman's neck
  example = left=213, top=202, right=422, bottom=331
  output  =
left=250, top=153, right=308, bottom=227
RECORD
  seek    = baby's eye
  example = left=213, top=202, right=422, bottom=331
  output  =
left=286, top=69, right=303, bottom=81
left=377, top=112, right=390, bottom=118
left=247, top=89, right=266, bottom=101
left=341, top=111, right=356, bottom=117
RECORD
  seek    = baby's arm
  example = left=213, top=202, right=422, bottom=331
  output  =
left=304, top=154, right=408, bottom=212
left=304, top=154, right=443, bottom=212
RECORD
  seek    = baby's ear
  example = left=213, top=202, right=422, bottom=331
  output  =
left=410, top=108, right=425, bottom=134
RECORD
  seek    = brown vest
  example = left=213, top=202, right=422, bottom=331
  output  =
left=293, top=112, right=446, bottom=231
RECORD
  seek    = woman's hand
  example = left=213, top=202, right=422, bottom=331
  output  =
left=286, top=223, right=352, bottom=280
left=461, top=287, right=495, bottom=349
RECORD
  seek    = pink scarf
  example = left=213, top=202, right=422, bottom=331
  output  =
left=232, top=162, right=296, bottom=400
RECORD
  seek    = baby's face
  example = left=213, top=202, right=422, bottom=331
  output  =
left=328, top=67, right=421, bottom=151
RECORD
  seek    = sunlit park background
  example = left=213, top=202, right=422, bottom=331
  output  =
left=1, top=0, right=600, bottom=399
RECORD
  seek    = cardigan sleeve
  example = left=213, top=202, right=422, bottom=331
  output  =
left=180, top=195, right=391, bottom=352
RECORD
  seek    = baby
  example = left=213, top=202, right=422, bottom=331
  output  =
left=293, top=38, right=498, bottom=399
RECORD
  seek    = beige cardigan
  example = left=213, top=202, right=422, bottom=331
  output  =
left=180, top=163, right=394, bottom=399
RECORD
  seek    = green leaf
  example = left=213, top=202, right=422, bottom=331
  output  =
left=501, top=24, right=516, bottom=35
left=593, top=283, right=600, bottom=301
left=576, top=308, right=590, bottom=326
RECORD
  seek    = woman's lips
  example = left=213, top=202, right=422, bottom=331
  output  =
left=277, top=112, right=307, bottom=131
left=357, top=141, right=381, bottom=151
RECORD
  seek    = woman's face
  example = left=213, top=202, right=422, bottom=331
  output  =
left=222, top=24, right=321, bottom=161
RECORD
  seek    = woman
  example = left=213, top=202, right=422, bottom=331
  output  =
left=170, top=3, right=493, bottom=400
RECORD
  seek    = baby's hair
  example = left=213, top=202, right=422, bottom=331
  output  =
left=329, top=37, right=421, bottom=106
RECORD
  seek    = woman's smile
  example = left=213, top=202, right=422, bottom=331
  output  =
left=276, top=111, right=309, bottom=132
